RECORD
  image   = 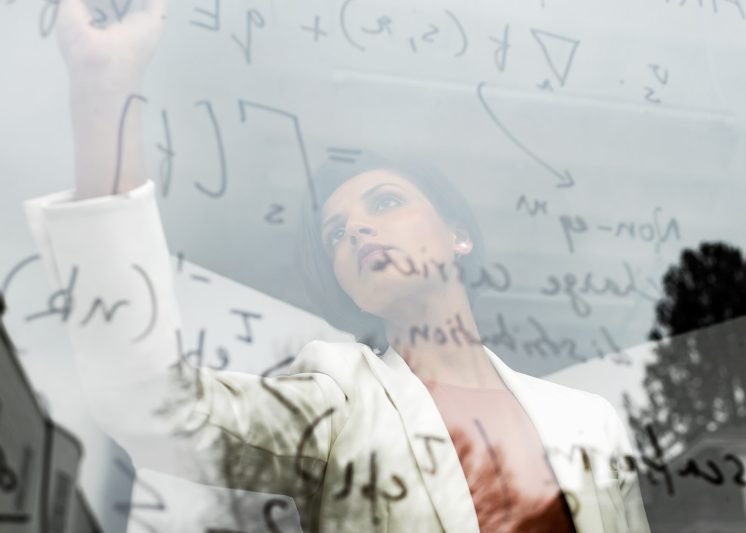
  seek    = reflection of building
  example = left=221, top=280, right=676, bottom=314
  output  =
left=640, top=428, right=746, bottom=533
left=0, top=291, right=101, bottom=532
left=545, top=336, right=746, bottom=533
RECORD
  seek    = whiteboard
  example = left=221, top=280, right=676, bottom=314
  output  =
left=2, top=0, right=746, bottom=531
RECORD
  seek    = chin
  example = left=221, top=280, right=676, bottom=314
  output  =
left=357, top=276, right=430, bottom=317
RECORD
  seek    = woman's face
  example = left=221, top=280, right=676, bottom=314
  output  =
left=321, top=169, right=469, bottom=317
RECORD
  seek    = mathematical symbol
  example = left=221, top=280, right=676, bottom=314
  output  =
left=300, top=15, right=328, bottom=42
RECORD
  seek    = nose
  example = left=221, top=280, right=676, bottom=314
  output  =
left=348, top=222, right=376, bottom=246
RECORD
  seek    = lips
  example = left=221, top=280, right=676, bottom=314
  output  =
left=357, top=243, right=394, bottom=271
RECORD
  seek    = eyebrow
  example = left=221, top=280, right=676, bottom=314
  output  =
left=322, top=182, right=404, bottom=230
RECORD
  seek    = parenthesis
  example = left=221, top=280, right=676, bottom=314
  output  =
left=652, top=206, right=662, bottom=254
left=1, top=254, right=40, bottom=297
left=444, top=10, right=467, bottom=58
left=130, top=264, right=158, bottom=343
left=263, top=498, right=289, bottom=533
left=340, top=0, right=365, bottom=51
left=113, top=94, right=149, bottom=195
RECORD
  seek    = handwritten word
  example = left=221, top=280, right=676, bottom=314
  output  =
left=371, top=249, right=511, bottom=293
left=254, top=373, right=411, bottom=526
left=4, top=259, right=158, bottom=343
left=540, top=261, right=660, bottom=318
left=402, top=312, right=633, bottom=365
left=481, top=313, right=633, bottom=365
left=551, top=423, right=746, bottom=496
left=560, top=206, right=681, bottom=254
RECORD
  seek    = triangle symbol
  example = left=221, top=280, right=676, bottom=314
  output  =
left=531, top=29, right=580, bottom=87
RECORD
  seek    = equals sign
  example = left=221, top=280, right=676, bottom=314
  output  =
left=327, top=147, right=362, bottom=163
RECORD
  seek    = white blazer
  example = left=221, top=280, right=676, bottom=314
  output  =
left=23, top=180, right=651, bottom=533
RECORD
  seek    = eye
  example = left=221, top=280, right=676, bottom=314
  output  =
left=374, top=193, right=402, bottom=211
left=327, top=226, right=345, bottom=250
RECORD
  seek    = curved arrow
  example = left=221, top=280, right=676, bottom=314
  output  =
left=476, top=81, right=574, bottom=188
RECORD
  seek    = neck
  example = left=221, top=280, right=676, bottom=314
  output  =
left=382, top=285, right=505, bottom=388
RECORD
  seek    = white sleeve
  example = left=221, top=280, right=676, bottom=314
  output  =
left=22, top=181, right=348, bottom=505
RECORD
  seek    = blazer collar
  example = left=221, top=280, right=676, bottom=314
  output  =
left=361, top=343, right=599, bottom=533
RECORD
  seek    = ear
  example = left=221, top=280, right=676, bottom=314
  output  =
left=450, top=226, right=473, bottom=256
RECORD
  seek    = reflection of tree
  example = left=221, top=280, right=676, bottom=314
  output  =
left=449, top=427, right=575, bottom=532
left=625, top=242, right=746, bottom=457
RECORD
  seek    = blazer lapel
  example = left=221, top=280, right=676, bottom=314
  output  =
left=360, top=345, right=480, bottom=533
left=365, top=343, right=607, bottom=533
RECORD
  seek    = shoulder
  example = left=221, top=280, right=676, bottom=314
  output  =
left=289, top=339, right=374, bottom=396
left=515, top=371, right=623, bottom=438
left=519, top=370, right=606, bottom=406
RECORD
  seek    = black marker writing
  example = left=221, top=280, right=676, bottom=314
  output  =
left=489, top=24, right=511, bottom=72
left=194, top=100, right=228, bottom=198
left=262, top=498, right=289, bottom=533
left=477, top=81, right=575, bottom=188
left=516, top=194, right=548, bottom=216
left=301, top=15, right=328, bottom=42
left=238, top=99, right=318, bottom=210
left=231, top=8, right=265, bottom=65
left=156, top=109, right=175, bottom=197
left=530, top=29, right=580, bottom=88
left=295, top=407, right=335, bottom=484
left=191, top=0, right=220, bottom=31
left=113, top=93, right=148, bottom=195
left=38, top=0, right=60, bottom=38
left=361, top=451, right=407, bottom=525
left=230, top=308, right=263, bottom=344
left=175, top=328, right=231, bottom=371
left=414, top=434, right=447, bottom=475
left=540, top=261, right=659, bottom=317
left=265, top=203, right=285, bottom=224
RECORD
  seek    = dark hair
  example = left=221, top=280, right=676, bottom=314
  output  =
left=296, top=151, right=485, bottom=354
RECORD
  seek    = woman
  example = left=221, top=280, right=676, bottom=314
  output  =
left=25, top=1, right=651, bottom=531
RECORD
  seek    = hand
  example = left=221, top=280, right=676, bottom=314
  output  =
left=56, top=0, right=169, bottom=85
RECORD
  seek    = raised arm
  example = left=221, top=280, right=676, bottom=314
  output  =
left=24, top=0, right=348, bottom=513
left=56, top=0, right=167, bottom=198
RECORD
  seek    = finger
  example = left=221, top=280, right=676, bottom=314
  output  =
left=142, top=0, right=168, bottom=18
left=124, top=0, right=167, bottom=29
left=128, top=0, right=168, bottom=36
left=56, top=0, right=91, bottom=35
left=55, top=0, right=96, bottom=56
